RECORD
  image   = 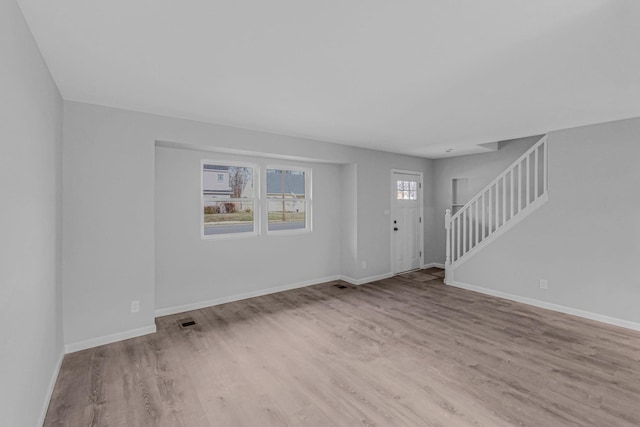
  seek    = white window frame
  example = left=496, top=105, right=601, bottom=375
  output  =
left=201, top=160, right=260, bottom=240
left=264, top=165, right=312, bottom=235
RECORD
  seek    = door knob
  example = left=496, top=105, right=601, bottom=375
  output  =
left=394, top=227, right=398, bottom=231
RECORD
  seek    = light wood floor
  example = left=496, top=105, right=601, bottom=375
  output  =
left=45, top=269, right=640, bottom=426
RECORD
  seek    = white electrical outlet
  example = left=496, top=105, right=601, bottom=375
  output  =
left=131, top=300, right=140, bottom=313
left=539, top=279, right=548, bottom=289
left=361, top=261, right=367, bottom=270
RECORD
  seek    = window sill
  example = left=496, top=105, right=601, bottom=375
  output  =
left=266, top=228, right=311, bottom=236
left=201, top=231, right=258, bottom=241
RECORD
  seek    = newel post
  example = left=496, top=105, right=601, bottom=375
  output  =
left=444, top=209, right=451, bottom=268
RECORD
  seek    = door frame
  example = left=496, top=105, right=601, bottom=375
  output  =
left=390, top=169, right=424, bottom=275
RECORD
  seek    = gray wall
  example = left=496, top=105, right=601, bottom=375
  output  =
left=63, top=101, right=432, bottom=346
left=0, top=0, right=64, bottom=425
left=155, top=146, right=342, bottom=311
left=431, top=136, right=540, bottom=264
left=453, top=118, right=640, bottom=325
left=340, top=163, right=359, bottom=278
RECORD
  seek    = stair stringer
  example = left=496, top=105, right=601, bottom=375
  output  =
left=444, top=134, right=549, bottom=284
left=445, top=192, right=548, bottom=284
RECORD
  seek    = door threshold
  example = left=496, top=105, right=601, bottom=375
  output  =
left=394, top=268, right=421, bottom=276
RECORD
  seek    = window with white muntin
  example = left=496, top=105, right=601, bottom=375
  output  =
left=201, top=161, right=258, bottom=238
left=396, top=179, right=418, bottom=200
left=265, top=166, right=311, bottom=233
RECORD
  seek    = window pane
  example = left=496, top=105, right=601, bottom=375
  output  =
left=397, top=191, right=403, bottom=200
left=397, top=180, right=403, bottom=191
left=409, top=190, right=417, bottom=200
left=410, top=181, right=417, bottom=191
left=268, top=199, right=306, bottom=231
left=203, top=201, right=254, bottom=235
left=203, top=165, right=254, bottom=199
left=267, top=169, right=305, bottom=198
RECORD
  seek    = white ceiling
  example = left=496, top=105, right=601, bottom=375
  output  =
left=17, top=0, right=640, bottom=158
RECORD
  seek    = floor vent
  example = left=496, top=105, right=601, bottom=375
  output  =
left=334, top=284, right=348, bottom=289
left=178, top=318, right=196, bottom=328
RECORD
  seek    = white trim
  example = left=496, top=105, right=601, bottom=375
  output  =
left=449, top=135, right=548, bottom=224
left=38, top=349, right=64, bottom=426
left=201, top=159, right=260, bottom=240
left=445, top=135, right=548, bottom=270
left=264, top=164, right=312, bottom=235
left=445, top=279, right=640, bottom=332
left=155, top=275, right=341, bottom=317
left=266, top=228, right=311, bottom=237
left=264, top=163, right=311, bottom=174
left=449, top=192, right=548, bottom=270
left=390, top=169, right=424, bottom=275
left=391, top=168, right=425, bottom=175
left=423, top=262, right=445, bottom=269
left=64, top=324, right=157, bottom=354
left=339, top=272, right=394, bottom=286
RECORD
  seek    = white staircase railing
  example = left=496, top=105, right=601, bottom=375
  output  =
left=445, top=135, right=548, bottom=270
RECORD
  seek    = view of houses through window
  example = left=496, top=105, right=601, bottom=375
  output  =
left=266, top=168, right=307, bottom=232
left=202, top=163, right=309, bottom=236
left=203, top=164, right=256, bottom=236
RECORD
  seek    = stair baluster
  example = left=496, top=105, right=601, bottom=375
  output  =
left=445, top=135, right=549, bottom=273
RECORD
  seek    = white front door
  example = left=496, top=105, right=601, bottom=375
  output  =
left=391, top=172, right=422, bottom=274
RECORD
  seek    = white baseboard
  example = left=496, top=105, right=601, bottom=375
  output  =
left=445, top=279, right=640, bottom=332
left=155, top=275, right=342, bottom=317
left=339, top=272, right=393, bottom=286
left=423, top=262, right=445, bottom=269
left=38, top=349, right=64, bottom=426
left=65, top=324, right=157, bottom=354
left=156, top=272, right=401, bottom=318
